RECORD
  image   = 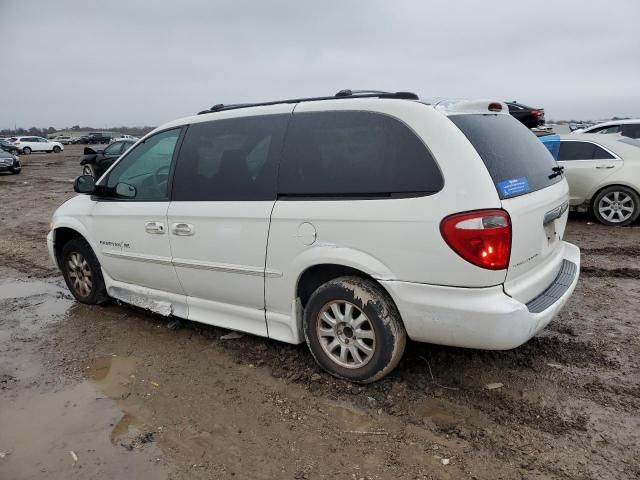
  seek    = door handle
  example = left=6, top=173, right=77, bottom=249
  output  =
left=145, top=221, right=166, bottom=234
left=171, top=223, right=195, bottom=236
left=595, top=164, right=615, bottom=169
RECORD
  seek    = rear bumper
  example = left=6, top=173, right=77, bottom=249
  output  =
left=380, top=242, right=580, bottom=350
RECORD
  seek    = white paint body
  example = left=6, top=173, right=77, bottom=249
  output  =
left=49, top=98, right=580, bottom=350
left=11, top=136, right=64, bottom=153
left=557, top=135, right=640, bottom=208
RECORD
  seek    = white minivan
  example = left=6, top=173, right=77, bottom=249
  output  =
left=48, top=90, right=580, bottom=382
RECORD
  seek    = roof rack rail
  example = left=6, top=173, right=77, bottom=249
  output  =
left=197, top=89, right=419, bottom=115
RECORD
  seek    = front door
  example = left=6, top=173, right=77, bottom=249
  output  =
left=167, top=109, right=291, bottom=336
left=90, top=128, right=185, bottom=299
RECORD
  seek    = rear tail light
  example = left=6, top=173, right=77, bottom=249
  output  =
left=488, top=102, right=502, bottom=112
left=440, top=209, right=511, bottom=270
left=531, top=109, right=544, bottom=117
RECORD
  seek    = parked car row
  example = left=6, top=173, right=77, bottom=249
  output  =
left=2, top=136, right=64, bottom=155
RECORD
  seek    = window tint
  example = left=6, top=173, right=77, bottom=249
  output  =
left=621, top=124, right=640, bottom=139
left=592, top=145, right=615, bottom=159
left=450, top=114, right=561, bottom=198
left=172, top=114, right=288, bottom=201
left=278, top=111, right=442, bottom=197
left=558, top=141, right=614, bottom=161
left=104, top=142, right=123, bottom=155
left=104, top=128, right=180, bottom=201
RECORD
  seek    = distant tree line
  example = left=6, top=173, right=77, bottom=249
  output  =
left=0, top=125, right=156, bottom=137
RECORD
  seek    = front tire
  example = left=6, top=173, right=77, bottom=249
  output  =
left=303, top=276, right=406, bottom=383
left=60, top=238, right=109, bottom=304
left=82, top=164, right=96, bottom=177
left=593, top=186, right=640, bottom=226
left=53, top=146, right=61, bottom=153
left=22, top=147, right=31, bottom=155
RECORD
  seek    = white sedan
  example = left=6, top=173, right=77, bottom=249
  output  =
left=558, top=134, right=640, bottom=225
left=571, top=118, right=640, bottom=138
left=9, top=136, right=64, bottom=155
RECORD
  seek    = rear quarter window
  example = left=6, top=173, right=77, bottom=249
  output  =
left=278, top=111, right=443, bottom=197
left=450, top=114, right=561, bottom=199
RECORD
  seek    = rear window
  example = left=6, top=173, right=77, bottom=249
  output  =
left=278, top=111, right=443, bottom=197
left=450, top=114, right=561, bottom=199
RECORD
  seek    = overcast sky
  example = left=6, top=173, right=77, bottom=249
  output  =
left=1, top=0, right=639, bottom=129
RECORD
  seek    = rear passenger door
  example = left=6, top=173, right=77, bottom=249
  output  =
left=167, top=107, right=291, bottom=336
left=557, top=140, right=622, bottom=204
left=265, top=108, right=445, bottom=343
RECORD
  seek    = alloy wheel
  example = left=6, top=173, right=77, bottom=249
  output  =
left=67, top=252, right=93, bottom=297
left=316, top=300, right=376, bottom=368
left=598, top=191, right=635, bottom=224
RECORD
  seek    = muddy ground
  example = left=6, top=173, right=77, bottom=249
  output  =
left=0, top=145, right=639, bottom=479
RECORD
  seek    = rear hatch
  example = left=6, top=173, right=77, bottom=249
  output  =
left=450, top=113, right=569, bottom=304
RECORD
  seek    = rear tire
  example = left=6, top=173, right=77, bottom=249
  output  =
left=53, top=146, right=61, bottom=153
left=22, top=147, right=31, bottom=155
left=592, top=186, right=640, bottom=226
left=303, top=276, right=406, bottom=383
left=60, top=238, right=109, bottom=304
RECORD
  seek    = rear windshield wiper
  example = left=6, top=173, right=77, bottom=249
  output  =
left=548, top=165, right=564, bottom=179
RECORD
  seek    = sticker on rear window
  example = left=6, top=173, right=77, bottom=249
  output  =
left=497, top=177, right=530, bottom=198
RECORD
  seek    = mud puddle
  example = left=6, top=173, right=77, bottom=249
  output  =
left=0, top=268, right=167, bottom=479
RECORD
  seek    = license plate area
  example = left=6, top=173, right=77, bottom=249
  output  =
left=544, top=220, right=559, bottom=246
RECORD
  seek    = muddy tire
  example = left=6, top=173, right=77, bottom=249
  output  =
left=592, top=186, right=640, bottom=226
left=53, top=146, right=61, bottom=153
left=303, top=276, right=406, bottom=383
left=60, top=238, right=109, bottom=305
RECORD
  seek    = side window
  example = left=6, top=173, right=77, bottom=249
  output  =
left=558, top=141, right=596, bottom=161
left=598, top=125, right=621, bottom=134
left=172, top=114, right=288, bottom=201
left=621, top=124, right=640, bottom=139
left=104, top=142, right=123, bottom=155
left=278, top=111, right=443, bottom=196
left=104, top=129, right=180, bottom=201
left=592, top=145, right=615, bottom=160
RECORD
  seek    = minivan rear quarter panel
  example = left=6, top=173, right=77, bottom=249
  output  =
left=265, top=100, right=506, bottom=342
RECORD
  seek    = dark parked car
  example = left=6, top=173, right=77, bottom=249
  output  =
left=506, top=101, right=545, bottom=129
left=80, top=140, right=135, bottom=177
left=87, top=132, right=112, bottom=145
left=0, top=139, right=20, bottom=155
left=0, top=150, right=21, bottom=174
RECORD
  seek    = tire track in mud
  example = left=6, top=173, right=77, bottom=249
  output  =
left=581, top=266, right=640, bottom=279
left=581, top=246, right=640, bottom=257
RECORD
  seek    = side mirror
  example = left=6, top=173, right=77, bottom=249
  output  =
left=115, top=182, right=136, bottom=198
left=73, top=175, right=96, bottom=194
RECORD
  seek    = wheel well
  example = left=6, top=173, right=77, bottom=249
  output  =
left=297, top=264, right=379, bottom=308
left=53, top=227, right=84, bottom=264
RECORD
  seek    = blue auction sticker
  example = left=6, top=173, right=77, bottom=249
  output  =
left=497, top=177, right=530, bottom=198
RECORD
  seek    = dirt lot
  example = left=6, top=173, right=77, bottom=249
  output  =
left=1, top=145, right=639, bottom=479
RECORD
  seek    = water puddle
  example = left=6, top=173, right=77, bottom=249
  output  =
left=0, top=271, right=167, bottom=479
left=322, top=401, right=373, bottom=431
left=413, top=397, right=467, bottom=429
